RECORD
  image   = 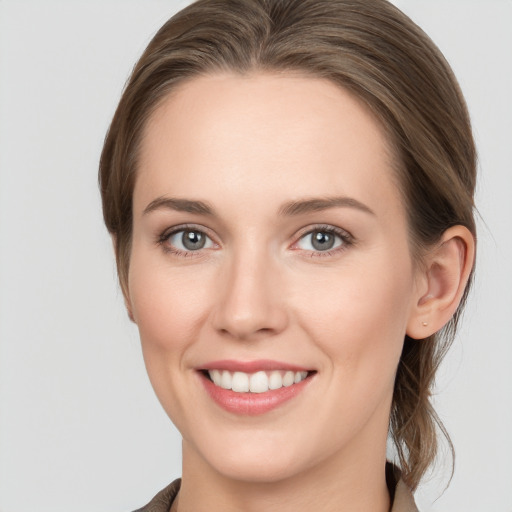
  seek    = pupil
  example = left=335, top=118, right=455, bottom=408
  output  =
left=182, top=230, right=205, bottom=250
left=312, top=231, right=334, bottom=251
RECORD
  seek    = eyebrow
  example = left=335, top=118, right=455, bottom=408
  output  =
left=143, top=195, right=375, bottom=217
left=143, top=196, right=215, bottom=216
left=278, top=196, right=375, bottom=217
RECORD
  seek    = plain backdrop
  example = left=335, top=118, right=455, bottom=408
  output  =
left=0, top=1, right=511, bottom=511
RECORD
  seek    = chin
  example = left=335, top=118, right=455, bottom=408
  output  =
left=207, top=449, right=307, bottom=484
left=184, top=427, right=327, bottom=485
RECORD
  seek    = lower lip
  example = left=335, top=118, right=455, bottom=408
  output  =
left=199, top=372, right=313, bottom=416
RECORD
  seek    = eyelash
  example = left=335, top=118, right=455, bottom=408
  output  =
left=156, top=223, right=354, bottom=259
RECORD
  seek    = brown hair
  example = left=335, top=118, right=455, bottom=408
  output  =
left=99, top=0, right=476, bottom=490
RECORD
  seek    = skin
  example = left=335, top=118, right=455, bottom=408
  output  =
left=125, top=73, right=473, bottom=512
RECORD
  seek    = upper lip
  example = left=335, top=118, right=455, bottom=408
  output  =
left=198, top=359, right=312, bottom=373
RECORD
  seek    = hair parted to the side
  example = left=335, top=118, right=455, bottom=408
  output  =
left=99, top=0, right=476, bottom=490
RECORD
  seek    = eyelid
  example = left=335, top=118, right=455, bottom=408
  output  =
left=294, top=223, right=353, bottom=241
left=159, top=223, right=215, bottom=239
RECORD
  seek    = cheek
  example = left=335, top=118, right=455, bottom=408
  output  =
left=292, top=254, right=414, bottom=370
left=127, top=255, right=217, bottom=429
left=128, top=253, right=213, bottom=356
left=287, top=255, right=415, bottom=440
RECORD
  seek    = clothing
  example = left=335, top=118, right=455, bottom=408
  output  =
left=132, top=465, right=419, bottom=512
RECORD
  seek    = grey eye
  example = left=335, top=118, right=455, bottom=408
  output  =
left=297, top=230, right=342, bottom=252
left=168, top=229, right=214, bottom=251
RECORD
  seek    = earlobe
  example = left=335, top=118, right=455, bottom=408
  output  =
left=407, top=225, right=475, bottom=340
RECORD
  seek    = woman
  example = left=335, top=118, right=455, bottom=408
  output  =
left=99, top=0, right=476, bottom=510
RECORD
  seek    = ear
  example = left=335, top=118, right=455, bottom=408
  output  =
left=407, top=225, right=475, bottom=339
left=111, top=235, right=136, bottom=323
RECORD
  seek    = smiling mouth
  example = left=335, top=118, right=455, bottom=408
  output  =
left=199, top=364, right=316, bottom=415
left=202, top=369, right=312, bottom=393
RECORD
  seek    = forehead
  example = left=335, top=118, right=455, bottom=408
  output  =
left=135, top=72, right=402, bottom=218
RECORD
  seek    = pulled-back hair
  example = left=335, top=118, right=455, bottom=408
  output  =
left=99, top=0, right=476, bottom=490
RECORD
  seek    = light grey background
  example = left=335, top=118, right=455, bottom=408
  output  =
left=0, top=1, right=510, bottom=511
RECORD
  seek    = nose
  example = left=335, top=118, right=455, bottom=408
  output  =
left=211, top=249, right=289, bottom=341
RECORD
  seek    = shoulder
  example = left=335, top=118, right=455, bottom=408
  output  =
left=131, top=479, right=181, bottom=512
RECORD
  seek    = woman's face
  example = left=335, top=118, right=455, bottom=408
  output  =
left=128, top=73, right=422, bottom=482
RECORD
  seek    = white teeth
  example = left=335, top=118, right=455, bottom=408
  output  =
left=220, top=370, right=232, bottom=390
left=249, top=371, right=268, bottom=393
left=232, top=372, right=249, bottom=392
left=207, top=369, right=310, bottom=393
left=211, top=369, right=222, bottom=386
left=268, top=371, right=283, bottom=390
left=283, top=371, right=294, bottom=387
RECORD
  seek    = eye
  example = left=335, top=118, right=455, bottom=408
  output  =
left=295, top=226, right=351, bottom=254
left=162, top=228, right=215, bottom=254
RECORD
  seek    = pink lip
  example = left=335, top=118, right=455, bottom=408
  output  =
left=197, top=363, right=314, bottom=416
left=199, top=359, right=311, bottom=373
